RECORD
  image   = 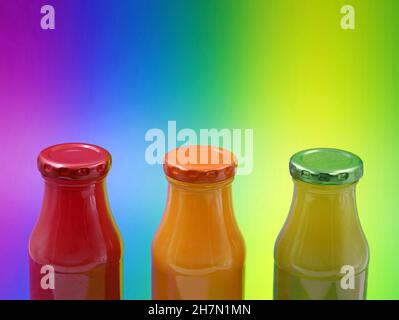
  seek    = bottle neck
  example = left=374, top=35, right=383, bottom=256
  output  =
left=31, top=178, right=121, bottom=266
left=40, top=179, right=109, bottom=219
left=153, top=177, right=244, bottom=270
left=275, top=179, right=368, bottom=274
left=291, top=179, right=358, bottom=220
left=165, top=177, right=234, bottom=219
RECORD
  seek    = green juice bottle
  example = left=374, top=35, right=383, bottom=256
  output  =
left=274, top=148, right=369, bottom=300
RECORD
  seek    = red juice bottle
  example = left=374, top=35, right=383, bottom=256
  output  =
left=29, top=143, right=123, bottom=300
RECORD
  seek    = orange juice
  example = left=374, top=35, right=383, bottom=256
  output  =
left=274, top=148, right=369, bottom=300
left=152, top=145, right=245, bottom=300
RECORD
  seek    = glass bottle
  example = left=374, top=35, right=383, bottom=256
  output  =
left=274, top=148, right=369, bottom=300
left=29, top=143, right=122, bottom=300
left=152, top=145, right=245, bottom=300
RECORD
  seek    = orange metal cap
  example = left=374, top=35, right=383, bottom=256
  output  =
left=163, top=145, right=237, bottom=183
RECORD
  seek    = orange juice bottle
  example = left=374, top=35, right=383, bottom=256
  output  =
left=152, top=145, right=245, bottom=300
left=274, top=148, right=369, bottom=300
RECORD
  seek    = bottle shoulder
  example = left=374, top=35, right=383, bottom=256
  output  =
left=152, top=223, right=245, bottom=271
left=29, top=210, right=122, bottom=266
left=274, top=216, right=369, bottom=275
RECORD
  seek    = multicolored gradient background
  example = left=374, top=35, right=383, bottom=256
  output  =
left=0, top=0, right=398, bottom=300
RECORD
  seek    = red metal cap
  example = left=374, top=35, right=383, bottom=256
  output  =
left=38, top=143, right=112, bottom=182
left=164, top=145, right=237, bottom=183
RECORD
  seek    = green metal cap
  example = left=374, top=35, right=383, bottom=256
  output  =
left=289, top=148, right=363, bottom=185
